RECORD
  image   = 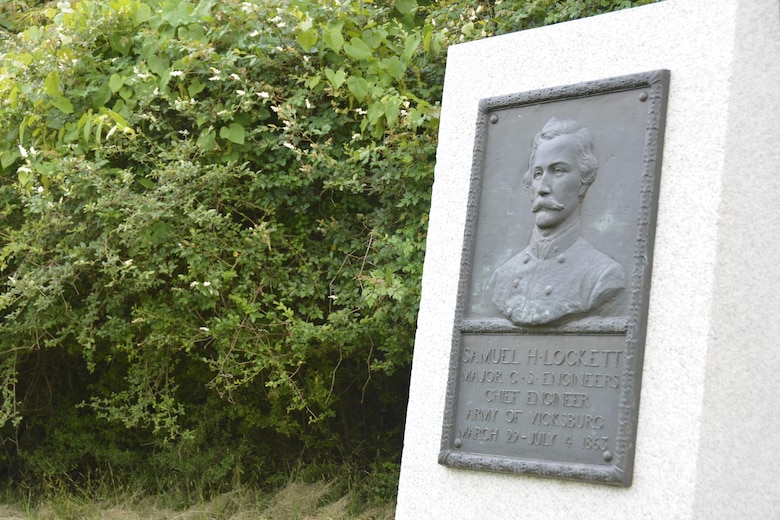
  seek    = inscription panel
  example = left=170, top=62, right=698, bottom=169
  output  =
left=439, top=70, right=669, bottom=486
left=453, top=334, right=623, bottom=466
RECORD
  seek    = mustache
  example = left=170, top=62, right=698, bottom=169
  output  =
left=532, top=198, right=564, bottom=213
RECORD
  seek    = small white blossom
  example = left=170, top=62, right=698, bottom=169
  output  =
left=57, top=1, right=74, bottom=13
left=170, top=70, right=184, bottom=77
left=123, top=259, right=133, bottom=267
left=250, top=30, right=260, bottom=37
left=258, top=91, right=270, bottom=99
left=351, top=133, right=361, bottom=140
left=190, top=281, right=199, bottom=287
left=230, top=73, right=240, bottom=81
left=282, top=142, right=295, bottom=150
left=37, top=186, right=44, bottom=193
left=18, top=145, right=28, bottom=158
left=203, top=281, right=211, bottom=287
left=236, top=89, right=246, bottom=96
left=199, top=326, right=210, bottom=332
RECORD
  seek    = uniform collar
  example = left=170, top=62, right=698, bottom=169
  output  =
left=530, top=218, right=580, bottom=260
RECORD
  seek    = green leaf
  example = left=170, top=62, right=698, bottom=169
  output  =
left=323, top=23, right=344, bottom=52
left=93, top=83, right=112, bottom=110
left=44, top=70, right=60, bottom=97
left=296, top=19, right=318, bottom=51
left=347, top=75, right=369, bottom=102
left=1, top=149, right=20, bottom=169
left=137, top=177, right=155, bottom=189
left=220, top=123, right=245, bottom=144
left=134, top=2, right=152, bottom=25
left=325, top=68, right=346, bottom=89
left=383, top=56, right=404, bottom=80
left=384, top=97, right=401, bottom=126
left=147, top=55, right=169, bottom=77
left=188, top=78, right=206, bottom=97
left=51, top=96, right=74, bottom=114
left=17, top=167, right=32, bottom=187
left=109, top=74, right=124, bottom=93
left=197, top=128, right=217, bottom=151
left=367, top=102, right=384, bottom=125
left=101, top=108, right=130, bottom=129
left=396, top=0, right=418, bottom=16
left=344, top=37, right=373, bottom=61
left=402, top=33, right=421, bottom=62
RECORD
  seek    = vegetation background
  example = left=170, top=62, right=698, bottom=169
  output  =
left=0, top=0, right=657, bottom=516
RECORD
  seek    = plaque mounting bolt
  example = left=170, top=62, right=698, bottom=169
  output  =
left=490, top=114, right=499, bottom=124
left=639, top=92, right=648, bottom=102
left=454, top=438, right=463, bottom=449
left=603, top=450, right=612, bottom=462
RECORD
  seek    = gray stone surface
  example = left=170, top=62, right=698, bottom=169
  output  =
left=397, top=0, right=780, bottom=518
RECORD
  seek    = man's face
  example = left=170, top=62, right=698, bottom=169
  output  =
left=529, top=133, right=583, bottom=232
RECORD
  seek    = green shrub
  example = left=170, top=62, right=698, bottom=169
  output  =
left=0, top=0, right=658, bottom=495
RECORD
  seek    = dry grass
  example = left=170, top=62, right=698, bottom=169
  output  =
left=0, top=481, right=395, bottom=520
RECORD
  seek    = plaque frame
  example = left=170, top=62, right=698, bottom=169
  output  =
left=438, top=70, right=670, bottom=486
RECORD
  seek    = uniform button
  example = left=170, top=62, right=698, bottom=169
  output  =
left=545, top=285, right=553, bottom=295
left=523, top=254, right=530, bottom=264
left=513, top=279, right=520, bottom=288
left=557, top=254, right=566, bottom=263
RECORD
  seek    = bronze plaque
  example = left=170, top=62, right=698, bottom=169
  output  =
left=439, top=70, right=670, bottom=486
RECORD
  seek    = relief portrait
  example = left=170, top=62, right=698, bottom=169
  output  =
left=488, top=117, right=625, bottom=326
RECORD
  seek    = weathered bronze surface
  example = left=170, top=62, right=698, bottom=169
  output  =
left=439, top=70, right=670, bottom=486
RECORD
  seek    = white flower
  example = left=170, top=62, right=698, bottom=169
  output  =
left=57, top=1, right=74, bottom=13
left=199, top=326, right=210, bottom=332
left=37, top=186, right=44, bottom=193
left=170, top=70, right=184, bottom=77
left=190, top=281, right=199, bottom=287
left=203, top=281, right=211, bottom=287
left=258, top=91, right=270, bottom=99
left=123, top=259, right=133, bottom=267
left=236, top=89, right=246, bottom=96
left=250, top=30, right=260, bottom=37
left=305, top=98, right=312, bottom=109
left=18, top=145, right=28, bottom=158
left=351, top=133, right=361, bottom=140
left=282, top=142, right=295, bottom=150
left=230, top=73, right=240, bottom=81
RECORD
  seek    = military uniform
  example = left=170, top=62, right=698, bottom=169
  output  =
left=490, top=223, right=625, bottom=326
